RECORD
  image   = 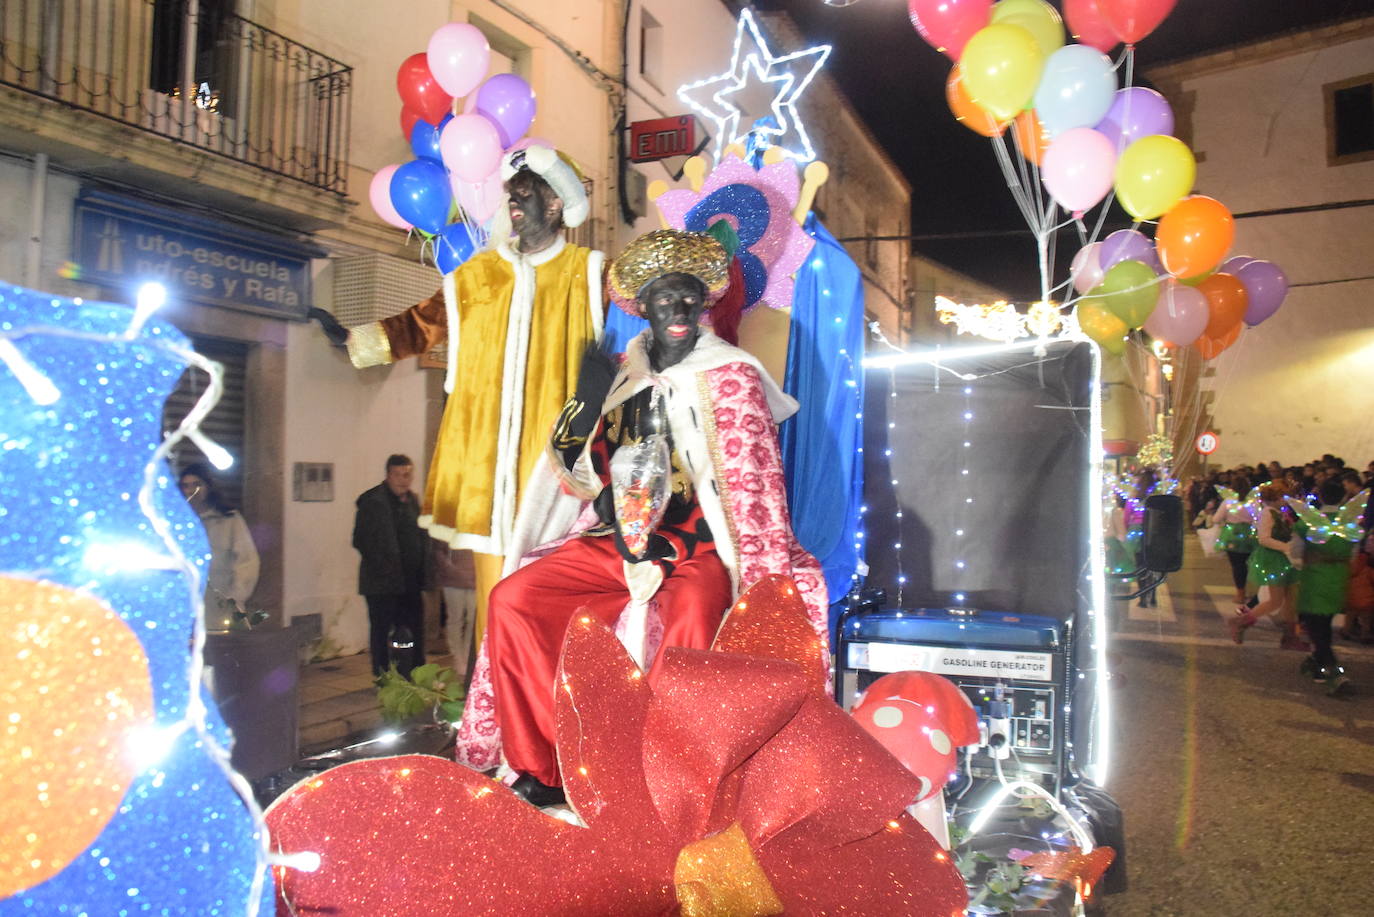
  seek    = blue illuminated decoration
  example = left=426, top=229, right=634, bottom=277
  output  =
left=0, top=284, right=270, bottom=914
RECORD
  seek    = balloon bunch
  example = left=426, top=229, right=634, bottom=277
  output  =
left=369, top=24, right=544, bottom=274
left=914, top=0, right=1289, bottom=359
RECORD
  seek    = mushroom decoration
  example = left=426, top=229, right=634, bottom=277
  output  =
left=851, top=671, right=981, bottom=801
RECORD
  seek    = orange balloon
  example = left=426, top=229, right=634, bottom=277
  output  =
left=946, top=62, right=1006, bottom=138
left=1013, top=109, right=1051, bottom=164
left=1197, top=272, right=1248, bottom=339
left=1156, top=195, right=1235, bottom=280
left=0, top=576, right=154, bottom=896
left=1195, top=321, right=1242, bottom=359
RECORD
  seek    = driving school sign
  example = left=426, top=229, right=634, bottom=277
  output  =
left=73, top=190, right=318, bottom=320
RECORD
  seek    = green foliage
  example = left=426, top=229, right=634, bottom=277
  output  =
left=949, top=819, right=1031, bottom=915
left=375, top=663, right=466, bottom=725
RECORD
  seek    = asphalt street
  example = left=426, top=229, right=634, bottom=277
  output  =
left=1102, top=536, right=1374, bottom=916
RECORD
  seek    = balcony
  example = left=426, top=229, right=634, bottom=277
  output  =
left=0, top=0, right=354, bottom=227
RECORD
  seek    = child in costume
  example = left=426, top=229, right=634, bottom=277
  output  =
left=1229, top=482, right=1306, bottom=649
left=1212, top=476, right=1259, bottom=607
left=1290, top=481, right=1367, bottom=694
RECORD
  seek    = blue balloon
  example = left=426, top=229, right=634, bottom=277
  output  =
left=410, top=113, right=452, bottom=162
left=390, top=158, right=452, bottom=235
left=1032, top=44, right=1117, bottom=139
left=435, top=222, right=477, bottom=274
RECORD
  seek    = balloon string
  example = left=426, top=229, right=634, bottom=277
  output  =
left=991, top=134, right=1039, bottom=231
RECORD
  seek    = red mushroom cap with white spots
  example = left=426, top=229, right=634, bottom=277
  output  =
left=850, top=672, right=982, bottom=801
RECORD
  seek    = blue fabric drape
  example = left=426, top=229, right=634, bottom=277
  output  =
left=601, top=306, right=648, bottom=355
left=779, top=215, right=866, bottom=634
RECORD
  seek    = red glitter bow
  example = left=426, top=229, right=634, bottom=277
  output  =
left=266, top=575, right=967, bottom=915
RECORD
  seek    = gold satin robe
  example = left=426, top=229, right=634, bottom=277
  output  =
left=347, top=239, right=603, bottom=554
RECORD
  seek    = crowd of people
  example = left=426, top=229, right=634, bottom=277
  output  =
left=1181, top=453, right=1373, bottom=695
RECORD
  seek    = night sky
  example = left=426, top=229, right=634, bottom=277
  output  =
left=753, top=0, right=1374, bottom=298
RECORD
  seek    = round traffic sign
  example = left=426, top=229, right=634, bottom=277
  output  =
left=1195, top=431, right=1219, bottom=455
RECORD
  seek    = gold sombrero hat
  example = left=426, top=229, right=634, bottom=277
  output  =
left=608, top=229, right=730, bottom=315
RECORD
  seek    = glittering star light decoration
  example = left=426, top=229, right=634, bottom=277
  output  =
left=677, top=9, right=830, bottom=164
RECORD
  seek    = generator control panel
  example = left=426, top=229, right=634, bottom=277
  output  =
left=959, top=683, right=1056, bottom=754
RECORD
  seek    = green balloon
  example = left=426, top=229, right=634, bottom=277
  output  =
left=1086, top=259, right=1159, bottom=329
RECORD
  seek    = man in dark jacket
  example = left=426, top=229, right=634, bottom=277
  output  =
left=353, top=454, right=432, bottom=676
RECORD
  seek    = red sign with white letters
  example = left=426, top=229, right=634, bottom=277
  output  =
left=629, top=115, right=697, bottom=163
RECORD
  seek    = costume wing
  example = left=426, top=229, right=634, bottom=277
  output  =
left=1215, top=486, right=1238, bottom=506
left=1285, top=495, right=1329, bottom=542
left=1242, top=487, right=1264, bottom=524
left=1337, top=489, right=1370, bottom=529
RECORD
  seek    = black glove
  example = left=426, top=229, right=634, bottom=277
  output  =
left=569, top=341, right=617, bottom=439
left=308, top=307, right=349, bottom=347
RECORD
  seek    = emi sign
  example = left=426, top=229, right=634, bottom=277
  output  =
left=629, top=115, right=698, bottom=163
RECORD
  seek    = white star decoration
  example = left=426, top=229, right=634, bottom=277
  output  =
left=677, top=9, right=831, bottom=164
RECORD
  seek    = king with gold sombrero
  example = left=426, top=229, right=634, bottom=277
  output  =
left=452, top=228, right=829, bottom=805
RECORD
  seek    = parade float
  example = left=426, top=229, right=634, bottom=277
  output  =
left=3, top=1, right=1317, bottom=915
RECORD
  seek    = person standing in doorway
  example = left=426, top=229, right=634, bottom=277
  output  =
left=179, top=461, right=260, bottom=627
left=353, top=454, right=432, bottom=677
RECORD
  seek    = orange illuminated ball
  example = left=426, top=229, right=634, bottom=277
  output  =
left=0, top=576, right=154, bottom=896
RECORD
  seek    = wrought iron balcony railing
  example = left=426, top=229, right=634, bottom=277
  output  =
left=0, top=0, right=352, bottom=194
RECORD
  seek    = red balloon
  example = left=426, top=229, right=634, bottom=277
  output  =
left=1098, top=0, right=1177, bottom=44
left=400, top=106, right=422, bottom=141
left=1064, top=0, right=1120, bottom=52
left=396, top=52, right=453, bottom=126
left=908, top=0, right=993, bottom=60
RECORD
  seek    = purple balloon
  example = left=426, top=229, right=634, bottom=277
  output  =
left=1235, top=259, right=1289, bottom=326
left=1099, top=229, right=1162, bottom=273
left=1220, top=255, right=1255, bottom=275
left=1095, top=88, right=1174, bottom=153
left=475, top=73, right=536, bottom=148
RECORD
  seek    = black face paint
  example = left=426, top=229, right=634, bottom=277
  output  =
left=642, top=273, right=708, bottom=372
left=504, top=170, right=562, bottom=254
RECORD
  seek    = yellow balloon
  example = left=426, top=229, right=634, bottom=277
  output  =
left=990, top=0, right=1065, bottom=59
left=1076, top=301, right=1129, bottom=355
left=961, top=23, right=1046, bottom=122
left=1114, top=134, right=1197, bottom=221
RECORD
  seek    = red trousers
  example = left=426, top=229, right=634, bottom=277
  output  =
left=486, top=535, right=731, bottom=786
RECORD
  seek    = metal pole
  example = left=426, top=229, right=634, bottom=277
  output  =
left=180, top=0, right=199, bottom=138
left=25, top=153, right=48, bottom=289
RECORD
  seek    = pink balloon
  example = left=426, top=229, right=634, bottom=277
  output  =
left=452, top=170, right=505, bottom=223
left=1042, top=127, right=1117, bottom=213
left=369, top=164, right=410, bottom=229
left=426, top=23, right=491, bottom=98
left=1064, top=0, right=1120, bottom=52
left=1144, top=280, right=1207, bottom=346
left=907, top=0, right=992, bottom=59
left=1071, top=242, right=1105, bottom=294
left=439, top=113, right=504, bottom=183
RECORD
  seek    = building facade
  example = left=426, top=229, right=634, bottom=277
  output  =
left=0, top=0, right=623, bottom=657
left=1, top=0, right=911, bottom=659
left=1148, top=16, right=1374, bottom=470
